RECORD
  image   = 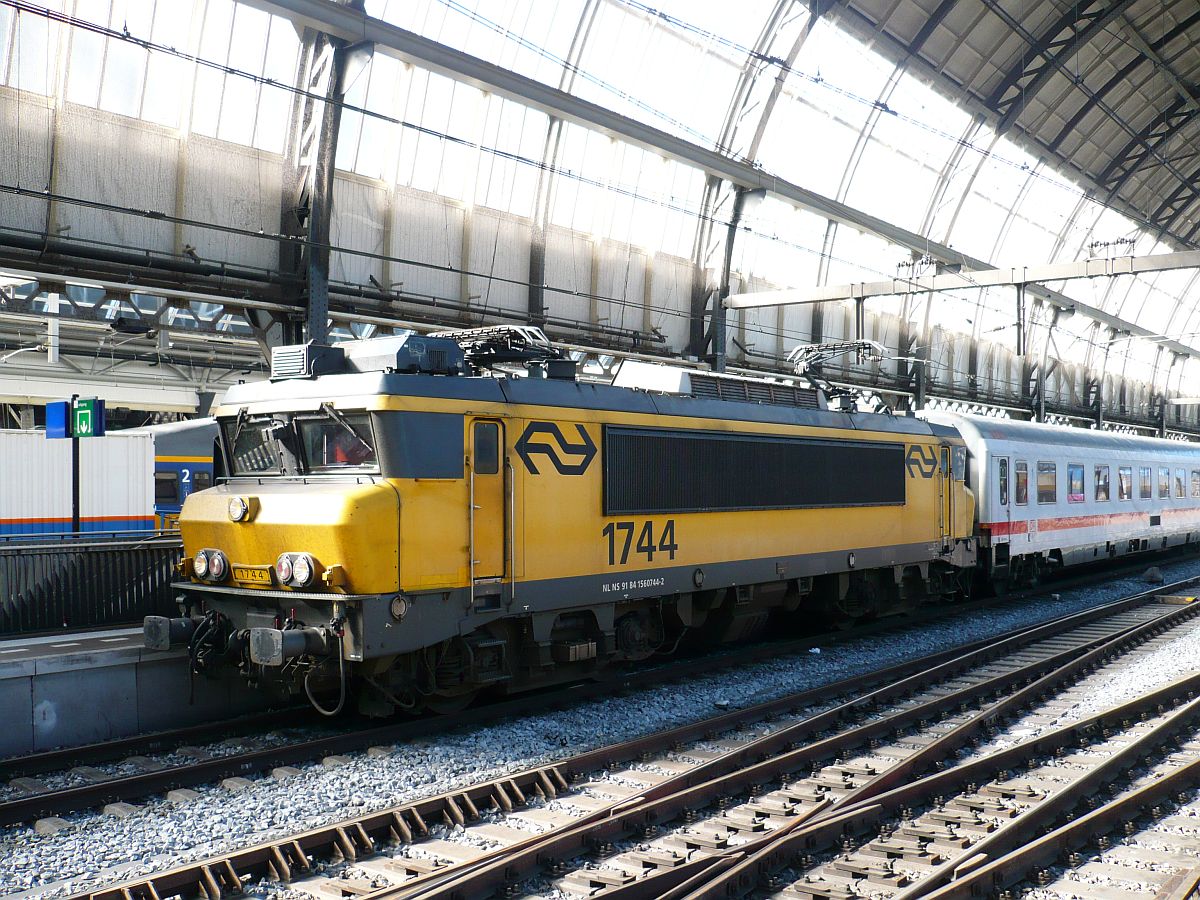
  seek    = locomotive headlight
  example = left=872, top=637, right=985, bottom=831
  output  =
left=193, top=550, right=210, bottom=579
left=291, top=553, right=315, bottom=587
left=227, top=497, right=248, bottom=522
left=275, top=554, right=293, bottom=585
left=207, top=550, right=228, bottom=582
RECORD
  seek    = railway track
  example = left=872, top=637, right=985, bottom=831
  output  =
left=0, top=613, right=970, bottom=826
left=0, top=564, right=1139, bottom=828
left=907, top=719, right=1200, bottom=900
left=71, top=579, right=1200, bottom=900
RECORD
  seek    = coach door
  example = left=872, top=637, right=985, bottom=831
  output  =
left=993, top=455, right=1011, bottom=538
left=469, top=419, right=507, bottom=588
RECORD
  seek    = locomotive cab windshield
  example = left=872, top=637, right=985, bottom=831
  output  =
left=222, top=407, right=379, bottom=477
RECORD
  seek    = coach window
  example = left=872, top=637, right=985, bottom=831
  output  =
left=1160, top=467, right=1171, bottom=499
left=1177, top=468, right=1187, bottom=499
left=1140, top=466, right=1153, bottom=499
left=1192, top=470, right=1200, bottom=498
left=998, top=459, right=1009, bottom=505
left=193, top=471, right=212, bottom=492
left=1037, top=462, right=1056, bottom=504
left=1067, top=463, right=1085, bottom=503
left=1118, top=466, right=1132, bottom=501
left=1015, top=461, right=1028, bottom=505
left=1094, top=465, right=1110, bottom=502
left=154, top=472, right=178, bottom=504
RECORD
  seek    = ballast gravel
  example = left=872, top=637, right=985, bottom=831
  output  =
left=7, top=559, right=1200, bottom=899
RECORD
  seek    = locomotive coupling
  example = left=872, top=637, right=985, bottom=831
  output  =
left=144, top=616, right=197, bottom=651
left=249, top=625, right=331, bottom=666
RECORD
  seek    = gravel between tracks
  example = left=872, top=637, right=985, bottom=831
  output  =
left=6, top=559, right=1200, bottom=899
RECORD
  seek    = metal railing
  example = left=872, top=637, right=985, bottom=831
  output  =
left=0, top=532, right=183, bottom=635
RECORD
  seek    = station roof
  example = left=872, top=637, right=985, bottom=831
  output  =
left=3, top=0, right=1200, bottom=419
left=838, top=0, right=1200, bottom=247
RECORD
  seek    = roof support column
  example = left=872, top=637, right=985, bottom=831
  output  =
left=713, top=187, right=766, bottom=372
left=279, top=2, right=372, bottom=346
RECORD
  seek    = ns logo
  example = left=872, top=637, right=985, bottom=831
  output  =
left=515, top=422, right=597, bottom=475
left=905, top=444, right=939, bottom=479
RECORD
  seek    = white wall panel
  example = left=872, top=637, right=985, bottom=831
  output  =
left=781, top=301, right=814, bottom=351
left=180, top=136, right=281, bottom=271
left=594, top=241, right=646, bottom=337
left=389, top=187, right=464, bottom=301
left=648, top=254, right=692, bottom=352
left=543, top=225, right=593, bottom=328
left=0, top=90, right=53, bottom=235
left=54, top=104, right=176, bottom=253
left=735, top=274, right=781, bottom=365
left=330, top=175, right=388, bottom=287
left=466, top=209, right=528, bottom=318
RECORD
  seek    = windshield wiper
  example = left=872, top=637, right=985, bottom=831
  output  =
left=320, top=402, right=374, bottom=454
left=230, top=406, right=249, bottom=449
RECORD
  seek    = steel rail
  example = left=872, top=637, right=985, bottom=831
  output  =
left=674, top=678, right=1200, bottom=898
left=75, top=584, right=1194, bottom=900
left=392, top=593, right=1200, bottom=900
left=673, top=676, right=1200, bottom=900
left=0, top=707, right=312, bottom=782
left=915, top=737, right=1200, bottom=900
left=1, top=574, right=1123, bottom=824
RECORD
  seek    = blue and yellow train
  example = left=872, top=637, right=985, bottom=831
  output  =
left=130, top=419, right=221, bottom=530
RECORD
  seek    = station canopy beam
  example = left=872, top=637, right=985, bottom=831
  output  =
left=727, top=248, right=1200, bottom=357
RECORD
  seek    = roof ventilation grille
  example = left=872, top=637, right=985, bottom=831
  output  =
left=270, top=342, right=346, bottom=380
left=689, top=373, right=820, bottom=409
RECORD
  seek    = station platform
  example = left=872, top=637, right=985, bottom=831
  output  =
left=0, top=626, right=268, bottom=756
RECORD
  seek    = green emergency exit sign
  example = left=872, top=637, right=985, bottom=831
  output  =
left=72, top=398, right=106, bottom=437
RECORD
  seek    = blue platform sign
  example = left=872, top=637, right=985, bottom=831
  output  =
left=45, top=398, right=106, bottom=438
left=46, top=401, right=71, bottom=439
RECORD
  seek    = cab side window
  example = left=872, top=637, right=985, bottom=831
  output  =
left=474, top=422, right=500, bottom=475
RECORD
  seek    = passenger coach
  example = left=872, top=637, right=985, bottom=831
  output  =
left=930, top=413, right=1200, bottom=588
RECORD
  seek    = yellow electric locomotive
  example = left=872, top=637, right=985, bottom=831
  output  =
left=146, top=328, right=976, bottom=715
